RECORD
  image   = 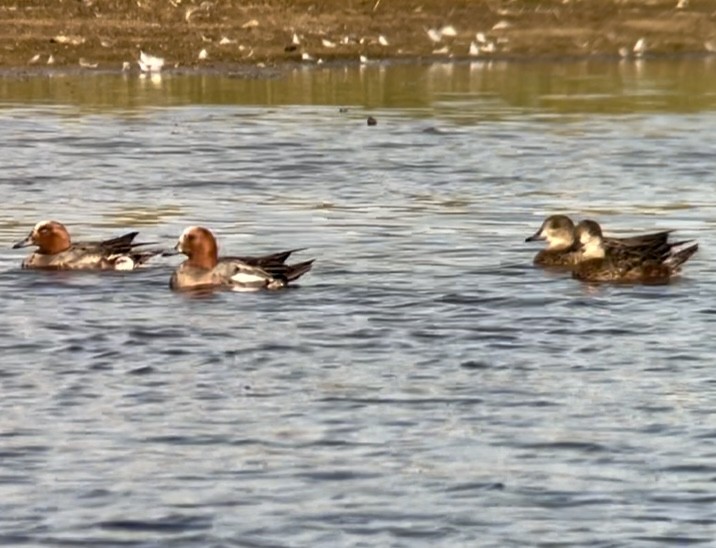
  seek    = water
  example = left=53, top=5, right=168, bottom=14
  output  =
left=1, top=58, right=716, bottom=546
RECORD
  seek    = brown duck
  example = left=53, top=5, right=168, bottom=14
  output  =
left=525, top=214, right=673, bottom=268
left=572, top=220, right=698, bottom=284
left=169, top=226, right=314, bottom=291
left=13, top=220, right=159, bottom=270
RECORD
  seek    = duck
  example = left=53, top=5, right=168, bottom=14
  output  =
left=12, top=220, right=159, bottom=270
left=571, top=220, right=698, bottom=284
left=525, top=214, right=673, bottom=268
left=169, top=226, right=314, bottom=291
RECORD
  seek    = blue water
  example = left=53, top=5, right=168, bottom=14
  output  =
left=1, top=61, right=715, bottom=546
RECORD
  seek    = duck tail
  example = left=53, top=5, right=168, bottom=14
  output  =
left=664, top=241, right=698, bottom=270
left=284, top=259, right=315, bottom=282
left=102, top=231, right=139, bottom=250
left=259, top=248, right=307, bottom=265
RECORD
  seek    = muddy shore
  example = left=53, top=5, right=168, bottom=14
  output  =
left=2, top=0, right=715, bottom=72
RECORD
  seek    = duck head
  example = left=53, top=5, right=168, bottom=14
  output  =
left=575, top=220, right=606, bottom=259
left=175, top=226, right=219, bottom=269
left=525, top=215, right=576, bottom=250
left=13, top=220, right=72, bottom=254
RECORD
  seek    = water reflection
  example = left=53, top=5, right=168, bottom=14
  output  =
left=2, top=57, right=716, bottom=116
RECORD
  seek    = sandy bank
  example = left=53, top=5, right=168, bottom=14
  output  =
left=2, top=0, right=715, bottom=72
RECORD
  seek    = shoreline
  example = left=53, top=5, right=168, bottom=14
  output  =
left=2, top=50, right=715, bottom=81
left=2, top=1, right=715, bottom=74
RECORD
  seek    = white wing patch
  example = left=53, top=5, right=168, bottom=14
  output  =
left=230, top=285, right=263, bottom=292
left=230, top=270, right=267, bottom=286
left=113, top=256, right=136, bottom=271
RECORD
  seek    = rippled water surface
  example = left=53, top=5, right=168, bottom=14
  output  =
left=1, top=59, right=716, bottom=546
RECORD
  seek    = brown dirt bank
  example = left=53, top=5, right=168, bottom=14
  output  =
left=2, top=0, right=716, bottom=72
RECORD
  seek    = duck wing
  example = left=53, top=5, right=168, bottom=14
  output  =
left=605, top=230, right=672, bottom=249
left=223, top=249, right=314, bottom=283
left=93, top=231, right=140, bottom=253
left=227, top=248, right=307, bottom=267
left=217, top=260, right=286, bottom=290
left=282, top=259, right=315, bottom=282
left=579, top=241, right=698, bottom=283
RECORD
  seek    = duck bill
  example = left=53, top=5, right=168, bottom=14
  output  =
left=12, top=233, right=34, bottom=249
left=525, top=229, right=545, bottom=243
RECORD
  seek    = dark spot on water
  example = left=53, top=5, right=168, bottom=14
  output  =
left=98, top=515, right=212, bottom=533
left=460, top=360, right=490, bottom=369
left=127, top=366, right=155, bottom=375
left=446, top=481, right=505, bottom=492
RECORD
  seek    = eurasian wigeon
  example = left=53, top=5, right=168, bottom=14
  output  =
left=526, top=214, right=673, bottom=268
left=12, top=220, right=159, bottom=270
left=571, top=220, right=698, bottom=284
left=169, top=226, right=314, bottom=291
